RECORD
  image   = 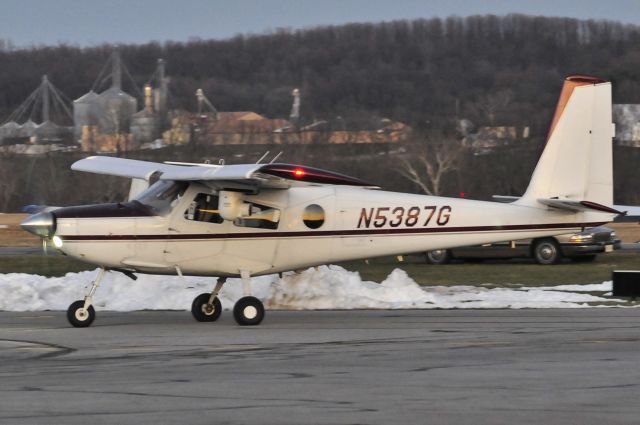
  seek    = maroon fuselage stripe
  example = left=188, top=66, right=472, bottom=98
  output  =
left=60, top=221, right=607, bottom=241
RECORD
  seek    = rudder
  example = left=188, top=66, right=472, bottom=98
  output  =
left=517, top=75, right=615, bottom=208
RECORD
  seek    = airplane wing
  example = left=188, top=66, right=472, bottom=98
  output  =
left=71, top=156, right=377, bottom=190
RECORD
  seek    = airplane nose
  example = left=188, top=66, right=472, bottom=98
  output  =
left=20, top=212, right=56, bottom=238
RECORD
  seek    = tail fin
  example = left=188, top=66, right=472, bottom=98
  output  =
left=517, top=75, right=615, bottom=208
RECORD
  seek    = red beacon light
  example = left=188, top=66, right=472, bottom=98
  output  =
left=258, top=163, right=374, bottom=186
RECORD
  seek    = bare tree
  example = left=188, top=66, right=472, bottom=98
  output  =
left=397, top=135, right=466, bottom=196
left=0, top=163, right=18, bottom=211
left=471, top=89, right=513, bottom=125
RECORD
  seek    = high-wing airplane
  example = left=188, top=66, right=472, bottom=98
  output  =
left=21, top=75, right=620, bottom=328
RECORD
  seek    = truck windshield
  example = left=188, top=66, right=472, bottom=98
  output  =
left=135, top=180, right=188, bottom=215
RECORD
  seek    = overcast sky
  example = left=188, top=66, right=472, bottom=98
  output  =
left=3, top=0, right=640, bottom=47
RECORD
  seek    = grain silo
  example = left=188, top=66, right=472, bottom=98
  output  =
left=17, top=120, right=38, bottom=139
left=2, top=75, right=73, bottom=145
left=0, top=121, right=20, bottom=142
left=130, top=84, right=160, bottom=146
left=73, top=90, right=100, bottom=140
left=96, top=51, right=137, bottom=135
left=97, top=87, right=137, bottom=135
left=36, top=120, right=72, bottom=143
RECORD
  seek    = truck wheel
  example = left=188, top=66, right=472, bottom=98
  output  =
left=533, top=239, right=561, bottom=265
left=426, top=249, right=451, bottom=265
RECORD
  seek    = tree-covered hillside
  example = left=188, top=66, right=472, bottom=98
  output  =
left=1, top=14, right=640, bottom=134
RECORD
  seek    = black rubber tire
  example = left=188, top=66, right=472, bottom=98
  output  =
left=532, top=239, right=562, bottom=265
left=571, top=254, right=597, bottom=263
left=191, top=293, right=222, bottom=322
left=66, top=300, right=96, bottom=328
left=233, top=296, right=265, bottom=326
left=426, top=249, right=452, bottom=265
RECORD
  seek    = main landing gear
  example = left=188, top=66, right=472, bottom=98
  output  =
left=190, top=270, right=265, bottom=326
left=67, top=267, right=106, bottom=328
left=191, top=277, right=225, bottom=322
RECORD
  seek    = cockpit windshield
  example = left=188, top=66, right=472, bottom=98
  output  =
left=135, top=180, right=188, bottom=215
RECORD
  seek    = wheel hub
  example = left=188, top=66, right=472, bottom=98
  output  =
left=243, top=305, right=258, bottom=320
left=201, top=304, right=215, bottom=315
left=431, top=250, right=444, bottom=259
left=540, top=246, right=554, bottom=259
left=75, top=309, right=88, bottom=321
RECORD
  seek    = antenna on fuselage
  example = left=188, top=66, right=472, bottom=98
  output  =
left=269, top=151, right=283, bottom=163
left=255, top=151, right=270, bottom=164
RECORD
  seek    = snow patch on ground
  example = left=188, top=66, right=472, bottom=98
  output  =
left=0, top=266, right=628, bottom=312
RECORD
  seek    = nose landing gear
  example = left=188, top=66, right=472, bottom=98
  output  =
left=67, top=267, right=106, bottom=328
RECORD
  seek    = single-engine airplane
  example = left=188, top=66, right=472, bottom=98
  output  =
left=22, top=75, right=620, bottom=327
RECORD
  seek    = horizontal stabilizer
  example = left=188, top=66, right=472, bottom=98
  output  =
left=537, top=198, right=624, bottom=215
left=492, top=195, right=519, bottom=203
left=613, top=205, right=640, bottom=217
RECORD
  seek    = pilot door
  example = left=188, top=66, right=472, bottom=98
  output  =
left=164, top=189, right=228, bottom=267
left=218, top=194, right=283, bottom=274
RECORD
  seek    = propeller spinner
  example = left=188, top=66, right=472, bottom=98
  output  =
left=21, top=212, right=56, bottom=238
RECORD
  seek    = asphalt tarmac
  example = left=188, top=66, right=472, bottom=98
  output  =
left=1, top=309, right=639, bottom=425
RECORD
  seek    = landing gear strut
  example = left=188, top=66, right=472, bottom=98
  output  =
left=233, top=270, right=265, bottom=326
left=67, top=268, right=106, bottom=328
left=191, top=277, right=226, bottom=322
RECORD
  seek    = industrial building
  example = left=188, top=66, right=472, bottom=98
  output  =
left=162, top=88, right=410, bottom=147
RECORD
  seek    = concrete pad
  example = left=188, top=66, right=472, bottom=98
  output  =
left=0, top=309, right=639, bottom=424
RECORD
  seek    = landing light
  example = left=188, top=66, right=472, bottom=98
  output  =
left=293, top=168, right=305, bottom=178
left=52, top=235, right=63, bottom=248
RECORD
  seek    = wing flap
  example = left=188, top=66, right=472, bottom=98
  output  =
left=159, top=164, right=264, bottom=181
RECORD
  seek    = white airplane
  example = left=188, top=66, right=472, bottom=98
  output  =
left=21, top=75, right=620, bottom=328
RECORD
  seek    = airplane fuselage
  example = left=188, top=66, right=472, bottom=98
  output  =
left=53, top=183, right=610, bottom=277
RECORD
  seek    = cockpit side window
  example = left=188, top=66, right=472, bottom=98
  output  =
left=135, top=180, right=188, bottom=216
left=185, top=193, right=224, bottom=224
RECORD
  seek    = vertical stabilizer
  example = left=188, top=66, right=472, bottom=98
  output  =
left=517, top=75, right=615, bottom=207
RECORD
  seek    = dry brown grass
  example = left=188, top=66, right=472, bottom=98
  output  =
left=0, top=214, right=39, bottom=247
left=609, top=222, right=640, bottom=243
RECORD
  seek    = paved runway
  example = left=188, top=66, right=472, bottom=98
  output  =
left=1, top=309, right=639, bottom=425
